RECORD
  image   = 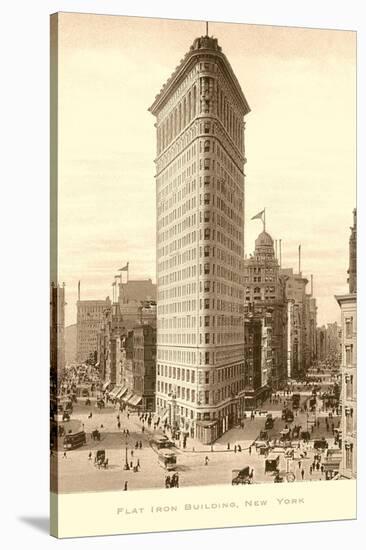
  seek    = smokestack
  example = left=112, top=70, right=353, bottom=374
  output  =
left=78, top=280, right=80, bottom=301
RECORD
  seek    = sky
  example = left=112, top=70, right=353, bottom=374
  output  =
left=56, top=13, right=356, bottom=327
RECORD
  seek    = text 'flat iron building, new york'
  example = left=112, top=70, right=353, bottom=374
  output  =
left=149, top=35, right=250, bottom=444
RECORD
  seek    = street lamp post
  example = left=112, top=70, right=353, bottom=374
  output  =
left=123, top=433, right=130, bottom=470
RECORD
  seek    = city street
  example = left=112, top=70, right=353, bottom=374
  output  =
left=52, top=383, right=340, bottom=493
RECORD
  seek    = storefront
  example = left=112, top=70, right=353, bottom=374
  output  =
left=195, top=420, right=219, bottom=444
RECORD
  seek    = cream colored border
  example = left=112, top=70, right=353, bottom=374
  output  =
left=51, top=480, right=356, bottom=538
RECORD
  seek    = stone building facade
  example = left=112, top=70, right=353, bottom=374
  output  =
left=244, top=230, right=288, bottom=394
left=76, top=297, right=111, bottom=364
left=50, top=282, right=66, bottom=383
left=335, top=209, right=357, bottom=479
left=118, top=279, right=157, bottom=331
left=149, top=35, right=250, bottom=443
left=281, top=269, right=309, bottom=378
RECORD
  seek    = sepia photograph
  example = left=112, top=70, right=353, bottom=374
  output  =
left=50, top=12, right=356, bottom=497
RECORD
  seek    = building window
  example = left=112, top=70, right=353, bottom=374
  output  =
left=204, top=193, right=210, bottom=204
left=345, top=443, right=353, bottom=470
left=204, top=159, right=210, bottom=170
left=204, top=122, right=210, bottom=134
left=205, top=352, right=210, bottom=364
left=345, top=317, right=353, bottom=338
left=205, top=333, right=210, bottom=344
left=204, top=140, right=210, bottom=152
left=345, top=345, right=353, bottom=366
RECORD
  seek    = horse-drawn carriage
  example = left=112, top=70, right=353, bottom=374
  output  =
left=91, top=429, right=101, bottom=441
left=94, top=450, right=108, bottom=469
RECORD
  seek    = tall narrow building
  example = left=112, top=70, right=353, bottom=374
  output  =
left=335, top=208, right=357, bottom=479
left=149, top=34, right=250, bottom=443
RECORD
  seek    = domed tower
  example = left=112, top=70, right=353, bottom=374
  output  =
left=254, top=230, right=276, bottom=262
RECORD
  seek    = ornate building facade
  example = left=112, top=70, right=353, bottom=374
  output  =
left=335, top=208, right=357, bottom=479
left=76, top=297, right=111, bottom=364
left=149, top=35, right=250, bottom=443
left=244, top=230, right=288, bottom=395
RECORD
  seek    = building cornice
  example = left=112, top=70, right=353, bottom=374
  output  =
left=149, top=38, right=250, bottom=116
left=335, top=293, right=357, bottom=306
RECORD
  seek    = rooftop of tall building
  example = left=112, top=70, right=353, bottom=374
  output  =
left=149, top=33, right=250, bottom=115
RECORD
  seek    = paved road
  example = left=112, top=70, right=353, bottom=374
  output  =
left=52, top=399, right=339, bottom=493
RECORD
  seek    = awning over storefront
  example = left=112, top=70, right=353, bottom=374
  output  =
left=109, top=385, right=121, bottom=398
left=122, top=390, right=134, bottom=402
left=115, top=385, right=128, bottom=399
left=102, top=382, right=111, bottom=391
left=127, top=394, right=142, bottom=407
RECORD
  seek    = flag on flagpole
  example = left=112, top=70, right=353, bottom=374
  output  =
left=118, top=263, right=128, bottom=272
left=251, top=209, right=265, bottom=221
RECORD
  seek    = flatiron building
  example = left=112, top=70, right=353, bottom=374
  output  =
left=149, top=34, right=250, bottom=443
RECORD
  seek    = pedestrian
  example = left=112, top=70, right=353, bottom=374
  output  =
left=131, top=449, right=134, bottom=457
left=165, top=476, right=171, bottom=488
left=321, top=465, right=324, bottom=474
left=309, top=465, right=313, bottom=475
left=249, top=445, right=252, bottom=455
left=117, top=421, right=121, bottom=429
left=249, top=469, right=254, bottom=480
left=88, top=451, right=92, bottom=461
left=142, top=426, right=145, bottom=433
left=137, top=459, right=140, bottom=469
left=301, top=469, right=305, bottom=480
left=316, top=462, right=320, bottom=471
left=205, top=456, right=209, bottom=465
left=227, top=443, right=230, bottom=451
left=234, top=445, right=237, bottom=453
left=139, top=441, right=142, bottom=449
left=298, top=460, right=301, bottom=469
left=124, top=481, right=128, bottom=491
left=127, top=413, right=130, bottom=419
left=126, top=429, right=129, bottom=436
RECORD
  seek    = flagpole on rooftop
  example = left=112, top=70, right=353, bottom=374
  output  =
left=263, top=207, right=266, bottom=232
